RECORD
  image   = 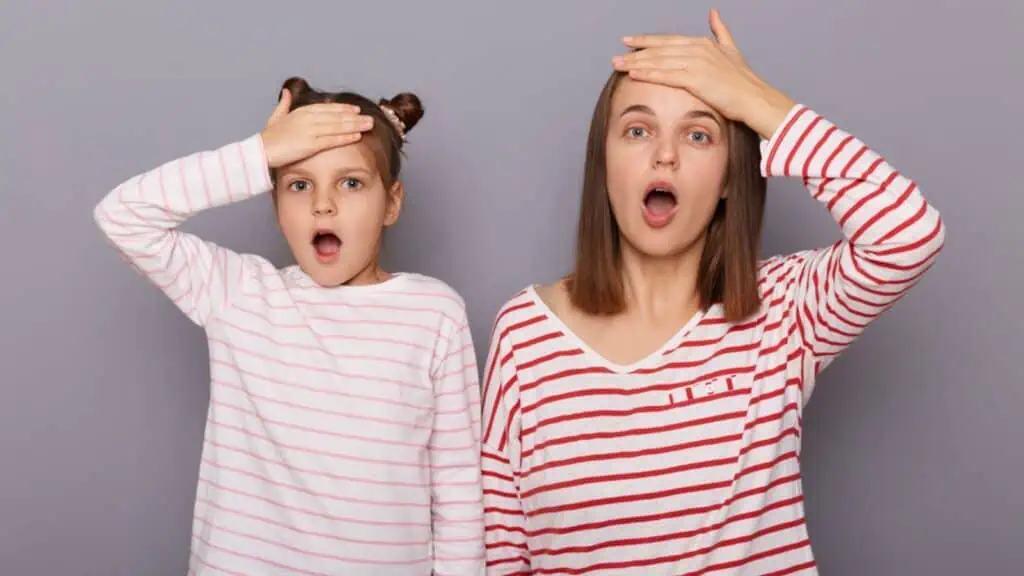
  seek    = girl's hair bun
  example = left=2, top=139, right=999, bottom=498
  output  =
left=280, top=76, right=314, bottom=100
left=379, top=92, right=424, bottom=133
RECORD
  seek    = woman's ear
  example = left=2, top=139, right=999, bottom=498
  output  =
left=384, top=180, right=404, bottom=226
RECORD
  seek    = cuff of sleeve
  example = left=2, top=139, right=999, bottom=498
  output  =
left=240, top=133, right=274, bottom=193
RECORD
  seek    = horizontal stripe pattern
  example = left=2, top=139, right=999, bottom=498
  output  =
left=479, top=105, right=945, bottom=575
left=94, top=134, right=485, bottom=575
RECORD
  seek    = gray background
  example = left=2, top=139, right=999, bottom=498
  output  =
left=1, top=0, right=1021, bottom=574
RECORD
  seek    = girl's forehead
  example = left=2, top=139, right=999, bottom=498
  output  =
left=279, top=141, right=380, bottom=176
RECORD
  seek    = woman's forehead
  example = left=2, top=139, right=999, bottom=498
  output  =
left=610, top=78, right=722, bottom=123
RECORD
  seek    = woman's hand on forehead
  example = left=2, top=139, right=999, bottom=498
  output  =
left=613, top=8, right=795, bottom=139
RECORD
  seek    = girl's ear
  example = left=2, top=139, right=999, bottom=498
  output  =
left=384, top=180, right=404, bottom=226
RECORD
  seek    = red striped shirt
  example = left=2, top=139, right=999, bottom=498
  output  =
left=94, top=134, right=485, bottom=575
left=480, top=105, right=945, bottom=575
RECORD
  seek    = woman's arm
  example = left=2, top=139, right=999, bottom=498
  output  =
left=615, top=8, right=945, bottom=379
left=758, top=104, right=945, bottom=375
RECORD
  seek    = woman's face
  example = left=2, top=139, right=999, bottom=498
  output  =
left=604, top=77, right=730, bottom=259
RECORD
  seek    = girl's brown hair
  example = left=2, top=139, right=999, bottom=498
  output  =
left=565, top=71, right=767, bottom=323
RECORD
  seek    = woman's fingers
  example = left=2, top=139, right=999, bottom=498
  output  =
left=622, top=9, right=739, bottom=50
left=709, top=8, right=737, bottom=48
left=614, top=56, right=691, bottom=72
left=626, top=68, right=689, bottom=89
left=614, top=44, right=709, bottom=67
left=622, top=34, right=704, bottom=49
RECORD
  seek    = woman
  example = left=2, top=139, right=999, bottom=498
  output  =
left=480, top=9, right=944, bottom=575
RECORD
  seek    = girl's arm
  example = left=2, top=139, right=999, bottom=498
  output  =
left=759, top=104, right=946, bottom=381
left=94, top=92, right=370, bottom=327
left=479, top=310, right=531, bottom=574
left=429, top=309, right=486, bottom=574
left=93, top=135, right=271, bottom=326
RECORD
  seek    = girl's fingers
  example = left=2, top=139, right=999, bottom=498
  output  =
left=300, top=103, right=364, bottom=116
left=311, top=115, right=375, bottom=134
left=315, top=133, right=363, bottom=148
left=266, top=89, right=292, bottom=126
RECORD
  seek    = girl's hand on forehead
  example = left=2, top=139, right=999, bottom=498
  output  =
left=261, top=88, right=376, bottom=168
left=612, top=8, right=795, bottom=139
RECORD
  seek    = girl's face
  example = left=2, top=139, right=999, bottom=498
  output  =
left=274, top=141, right=402, bottom=287
left=605, top=77, right=730, bottom=259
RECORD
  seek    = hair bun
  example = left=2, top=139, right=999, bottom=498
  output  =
left=280, top=76, right=313, bottom=100
left=379, top=93, right=424, bottom=133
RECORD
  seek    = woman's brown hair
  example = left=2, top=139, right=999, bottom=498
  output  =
left=271, top=76, right=424, bottom=188
left=565, top=70, right=767, bottom=323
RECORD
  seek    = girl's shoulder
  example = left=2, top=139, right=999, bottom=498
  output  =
left=386, top=272, right=470, bottom=322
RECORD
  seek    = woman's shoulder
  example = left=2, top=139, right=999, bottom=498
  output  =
left=489, top=279, right=561, bottom=339
left=533, top=278, right=570, bottom=316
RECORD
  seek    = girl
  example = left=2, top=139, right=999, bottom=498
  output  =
left=480, top=9, right=944, bottom=575
left=94, top=77, right=484, bottom=575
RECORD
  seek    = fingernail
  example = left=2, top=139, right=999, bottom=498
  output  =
left=623, top=36, right=633, bottom=41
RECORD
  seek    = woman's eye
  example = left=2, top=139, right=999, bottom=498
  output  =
left=689, top=131, right=712, bottom=145
left=341, top=178, right=363, bottom=190
left=627, top=127, right=648, bottom=138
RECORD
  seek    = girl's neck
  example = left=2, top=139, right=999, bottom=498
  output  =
left=345, top=261, right=391, bottom=287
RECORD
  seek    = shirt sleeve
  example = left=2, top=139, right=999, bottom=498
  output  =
left=93, top=134, right=273, bottom=326
left=429, top=310, right=486, bottom=575
left=480, top=315, right=530, bottom=574
left=760, top=105, right=947, bottom=386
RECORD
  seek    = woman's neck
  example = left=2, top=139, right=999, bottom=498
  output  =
left=619, top=239, right=703, bottom=323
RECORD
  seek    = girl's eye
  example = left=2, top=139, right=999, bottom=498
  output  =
left=341, top=177, right=363, bottom=190
left=288, top=180, right=311, bottom=192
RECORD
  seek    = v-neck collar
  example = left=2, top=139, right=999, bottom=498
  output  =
left=524, top=284, right=707, bottom=374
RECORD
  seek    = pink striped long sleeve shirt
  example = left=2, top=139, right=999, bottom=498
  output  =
left=94, top=134, right=485, bottom=575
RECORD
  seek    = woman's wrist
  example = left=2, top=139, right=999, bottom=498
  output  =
left=742, top=82, right=797, bottom=140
